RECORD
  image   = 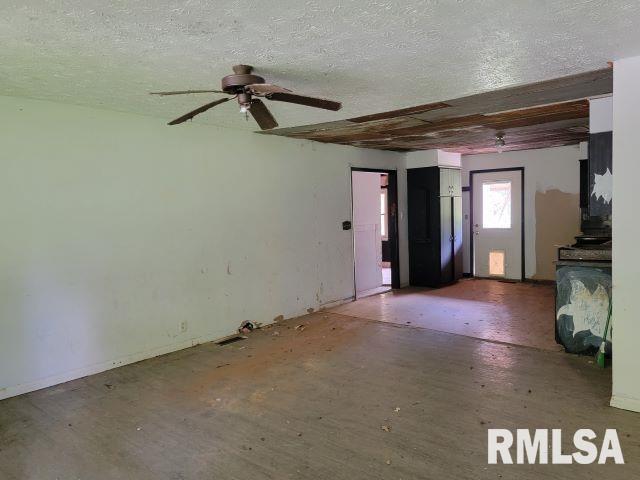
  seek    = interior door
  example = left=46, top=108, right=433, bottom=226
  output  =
left=352, top=171, right=383, bottom=295
left=462, top=190, right=471, bottom=275
left=408, top=168, right=439, bottom=286
left=472, top=170, right=522, bottom=280
left=440, top=197, right=453, bottom=284
left=453, top=195, right=463, bottom=279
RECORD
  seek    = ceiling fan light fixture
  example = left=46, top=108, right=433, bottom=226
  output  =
left=152, top=64, right=342, bottom=130
left=495, top=133, right=506, bottom=153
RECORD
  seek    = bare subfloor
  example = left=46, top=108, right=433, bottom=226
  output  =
left=333, top=278, right=560, bottom=351
left=1, top=307, right=639, bottom=479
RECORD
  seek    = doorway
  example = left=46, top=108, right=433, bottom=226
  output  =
left=470, top=168, right=524, bottom=280
left=351, top=168, right=400, bottom=298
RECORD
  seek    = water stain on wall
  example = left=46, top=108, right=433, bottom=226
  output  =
left=534, top=189, right=580, bottom=280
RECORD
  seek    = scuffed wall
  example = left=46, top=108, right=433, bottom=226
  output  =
left=534, top=190, right=580, bottom=280
left=0, top=95, right=407, bottom=400
left=462, top=146, right=581, bottom=279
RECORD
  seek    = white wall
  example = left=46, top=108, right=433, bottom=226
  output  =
left=611, top=55, right=640, bottom=413
left=462, top=146, right=581, bottom=279
left=590, top=96, right=613, bottom=134
left=0, top=95, right=408, bottom=400
left=405, top=149, right=461, bottom=169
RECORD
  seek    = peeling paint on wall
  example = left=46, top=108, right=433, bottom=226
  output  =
left=533, top=189, right=580, bottom=280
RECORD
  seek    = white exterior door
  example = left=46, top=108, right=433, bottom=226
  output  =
left=472, top=170, right=522, bottom=280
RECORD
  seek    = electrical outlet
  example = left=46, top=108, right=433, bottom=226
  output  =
left=179, top=321, right=188, bottom=333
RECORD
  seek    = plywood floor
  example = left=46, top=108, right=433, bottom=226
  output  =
left=2, top=299, right=639, bottom=479
left=333, top=278, right=560, bottom=351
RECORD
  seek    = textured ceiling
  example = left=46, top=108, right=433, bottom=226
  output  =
left=1, top=1, right=640, bottom=131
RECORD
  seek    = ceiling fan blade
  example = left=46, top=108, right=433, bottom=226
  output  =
left=249, top=99, right=278, bottom=130
left=167, top=97, right=230, bottom=125
left=246, top=83, right=292, bottom=95
left=266, top=92, right=342, bottom=111
left=151, top=89, right=227, bottom=96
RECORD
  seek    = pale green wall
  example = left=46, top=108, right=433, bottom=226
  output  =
left=0, top=95, right=408, bottom=399
left=611, top=56, right=640, bottom=412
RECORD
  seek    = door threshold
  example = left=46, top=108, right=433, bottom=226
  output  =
left=356, top=286, right=392, bottom=299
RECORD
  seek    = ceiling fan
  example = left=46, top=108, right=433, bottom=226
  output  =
left=150, top=64, right=342, bottom=130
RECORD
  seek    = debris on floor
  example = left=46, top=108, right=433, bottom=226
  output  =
left=381, top=425, right=391, bottom=432
left=239, top=321, right=255, bottom=334
left=295, top=324, right=306, bottom=332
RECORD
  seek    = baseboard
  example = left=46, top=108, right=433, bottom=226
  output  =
left=524, top=278, right=556, bottom=285
left=610, top=394, right=640, bottom=413
left=1, top=295, right=361, bottom=402
left=320, top=295, right=355, bottom=310
left=0, top=332, right=229, bottom=401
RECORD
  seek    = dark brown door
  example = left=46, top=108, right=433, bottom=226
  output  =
left=453, top=195, right=463, bottom=279
left=408, top=168, right=438, bottom=286
left=440, top=197, right=453, bottom=284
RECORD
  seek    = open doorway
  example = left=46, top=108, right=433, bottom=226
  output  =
left=351, top=168, right=400, bottom=298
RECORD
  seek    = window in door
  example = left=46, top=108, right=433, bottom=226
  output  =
left=380, top=188, right=388, bottom=240
left=482, top=181, right=511, bottom=229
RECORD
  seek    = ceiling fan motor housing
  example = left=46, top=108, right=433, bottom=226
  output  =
left=221, top=65, right=264, bottom=94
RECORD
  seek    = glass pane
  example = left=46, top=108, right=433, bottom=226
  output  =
left=380, top=192, right=386, bottom=214
left=381, top=214, right=386, bottom=237
left=482, top=181, right=511, bottom=228
left=489, top=250, right=505, bottom=276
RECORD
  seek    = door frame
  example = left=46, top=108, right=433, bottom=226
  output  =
left=469, top=167, right=525, bottom=281
left=350, top=167, right=401, bottom=290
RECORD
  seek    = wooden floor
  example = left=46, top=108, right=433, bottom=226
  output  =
left=334, top=278, right=560, bottom=351
left=1, top=287, right=639, bottom=479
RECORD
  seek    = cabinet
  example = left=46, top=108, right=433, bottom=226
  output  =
left=408, top=167, right=463, bottom=287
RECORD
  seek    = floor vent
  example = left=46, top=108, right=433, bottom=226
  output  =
left=215, top=335, right=247, bottom=346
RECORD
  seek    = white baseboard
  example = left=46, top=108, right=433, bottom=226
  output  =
left=0, top=295, right=360, bottom=402
left=610, top=394, right=640, bottom=413
left=0, top=332, right=226, bottom=401
left=320, top=295, right=355, bottom=310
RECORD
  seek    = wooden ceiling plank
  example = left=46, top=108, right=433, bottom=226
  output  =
left=411, top=68, right=611, bottom=122
left=347, top=102, right=450, bottom=123
left=266, top=68, right=610, bottom=153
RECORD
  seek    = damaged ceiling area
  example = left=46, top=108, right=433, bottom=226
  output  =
left=263, top=68, right=612, bottom=153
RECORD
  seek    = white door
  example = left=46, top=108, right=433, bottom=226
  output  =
left=352, top=171, right=383, bottom=295
left=472, top=170, right=522, bottom=280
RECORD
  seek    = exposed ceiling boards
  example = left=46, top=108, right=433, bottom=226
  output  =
left=264, top=69, right=612, bottom=153
left=1, top=1, right=639, bottom=132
